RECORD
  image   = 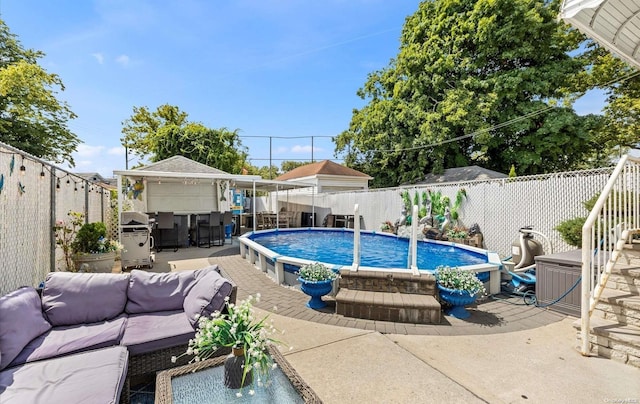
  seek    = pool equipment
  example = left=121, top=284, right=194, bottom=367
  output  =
left=501, top=226, right=551, bottom=295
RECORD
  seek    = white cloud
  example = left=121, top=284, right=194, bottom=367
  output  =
left=115, top=54, right=130, bottom=67
left=75, top=144, right=105, bottom=158
left=91, top=52, right=105, bottom=64
left=291, top=145, right=323, bottom=154
left=108, top=147, right=125, bottom=156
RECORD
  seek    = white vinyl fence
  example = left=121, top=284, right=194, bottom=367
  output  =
left=0, top=142, right=112, bottom=295
left=266, top=167, right=613, bottom=258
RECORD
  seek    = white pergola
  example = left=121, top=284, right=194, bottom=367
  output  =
left=560, top=0, right=640, bottom=69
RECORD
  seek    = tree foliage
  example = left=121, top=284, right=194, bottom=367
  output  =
left=121, top=104, right=248, bottom=173
left=281, top=160, right=308, bottom=173
left=0, top=20, right=79, bottom=165
left=576, top=47, right=640, bottom=159
left=335, top=0, right=611, bottom=188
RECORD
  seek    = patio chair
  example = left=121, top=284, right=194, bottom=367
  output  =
left=197, top=212, right=224, bottom=247
left=156, top=211, right=179, bottom=252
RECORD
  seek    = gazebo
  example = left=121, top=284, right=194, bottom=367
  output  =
left=113, top=156, right=314, bottom=234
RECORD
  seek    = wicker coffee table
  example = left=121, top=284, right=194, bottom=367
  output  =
left=155, top=346, right=321, bottom=403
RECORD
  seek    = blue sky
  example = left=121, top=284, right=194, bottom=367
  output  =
left=1, top=0, right=606, bottom=177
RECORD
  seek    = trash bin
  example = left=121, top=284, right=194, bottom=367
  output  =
left=225, top=223, right=234, bottom=239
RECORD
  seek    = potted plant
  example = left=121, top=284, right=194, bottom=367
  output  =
left=173, top=295, right=279, bottom=396
left=435, top=265, right=486, bottom=319
left=71, top=220, right=123, bottom=272
left=380, top=220, right=395, bottom=234
left=54, top=211, right=85, bottom=272
left=445, top=227, right=469, bottom=244
left=297, top=262, right=338, bottom=309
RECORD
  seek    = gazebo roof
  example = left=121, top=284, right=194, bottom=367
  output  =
left=114, top=156, right=313, bottom=191
left=137, top=156, right=229, bottom=175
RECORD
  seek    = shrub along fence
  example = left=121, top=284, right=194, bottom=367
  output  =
left=0, top=142, right=112, bottom=295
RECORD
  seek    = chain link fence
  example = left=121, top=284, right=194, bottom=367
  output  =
left=0, top=142, right=113, bottom=295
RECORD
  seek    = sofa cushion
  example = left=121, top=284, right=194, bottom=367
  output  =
left=183, top=269, right=233, bottom=327
left=125, top=269, right=202, bottom=314
left=120, top=310, right=194, bottom=355
left=42, top=272, right=129, bottom=326
left=0, top=346, right=129, bottom=403
left=9, top=314, right=127, bottom=368
left=0, top=287, right=52, bottom=370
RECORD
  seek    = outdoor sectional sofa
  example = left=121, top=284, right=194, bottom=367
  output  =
left=0, top=265, right=236, bottom=403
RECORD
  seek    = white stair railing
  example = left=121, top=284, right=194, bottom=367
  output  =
left=580, top=154, right=640, bottom=355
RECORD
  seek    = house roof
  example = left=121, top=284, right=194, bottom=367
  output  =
left=414, top=165, right=507, bottom=184
left=137, top=155, right=229, bottom=175
left=276, top=160, right=372, bottom=181
left=76, top=172, right=117, bottom=187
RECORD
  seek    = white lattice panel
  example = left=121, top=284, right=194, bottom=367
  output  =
left=0, top=144, right=114, bottom=295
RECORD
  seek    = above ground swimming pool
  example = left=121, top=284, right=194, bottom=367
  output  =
left=246, top=228, right=488, bottom=271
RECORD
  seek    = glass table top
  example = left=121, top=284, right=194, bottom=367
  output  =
left=171, top=364, right=304, bottom=403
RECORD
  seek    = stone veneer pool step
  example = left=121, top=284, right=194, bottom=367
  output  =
left=574, top=259, right=640, bottom=368
left=335, top=269, right=441, bottom=324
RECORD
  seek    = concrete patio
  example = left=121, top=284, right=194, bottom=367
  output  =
left=128, top=242, right=640, bottom=403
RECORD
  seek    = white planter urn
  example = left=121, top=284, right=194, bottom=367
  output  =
left=73, top=252, right=116, bottom=273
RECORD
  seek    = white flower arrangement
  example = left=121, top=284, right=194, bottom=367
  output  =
left=173, top=295, right=280, bottom=393
left=297, top=262, right=338, bottom=282
left=435, top=265, right=486, bottom=296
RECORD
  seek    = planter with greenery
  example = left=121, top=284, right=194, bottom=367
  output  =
left=445, top=227, right=469, bottom=243
left=435, top=265, right=486, bottom=319
left=296, top=262, right=339, bottom=309
left=71, top=220, right=123, bottom=272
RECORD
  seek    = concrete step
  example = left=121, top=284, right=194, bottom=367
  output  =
left=593, top=288, right=640, bottom=327
left=574, top=317, right=640, bottom=368
left=605, top=272, right=640, bottom=293
left=338, top=269, right=436, bottom=295
left=336, top=288, right=441, bottom=324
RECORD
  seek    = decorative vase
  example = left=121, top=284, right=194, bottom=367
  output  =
left=437, top=284, right=479, bottom=319
left=73, top=251, right=116, bottom=273
left=297, top=277, right=333, bottom=309
left=224, top=346, right=252, bottom=389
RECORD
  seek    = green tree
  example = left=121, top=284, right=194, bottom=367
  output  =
left=281, top=160, right=307, bottom=173
left=0, top=20, right=79, bottom=165
left=576, top=48, right=640, bottom=159
left=121, top=104, right=248, bottom=173
left=154, top=123, right=248, bottom=173
left=335, top=0, right=603, bottom=188
left=121, top=104, right=188, bottom=160
left=245, top=164, right=280, bottom=180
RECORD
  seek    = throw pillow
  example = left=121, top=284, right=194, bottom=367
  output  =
left=183, top=270, right=234, bottom=328
left=42, top=272, right=130, bottom=326
left=125, top=269, right=200, bottom=314
left=0, top=287, right=52, bottom=370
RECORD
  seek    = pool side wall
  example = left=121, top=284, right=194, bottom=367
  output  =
left=238, top=228, right=501, bottom=294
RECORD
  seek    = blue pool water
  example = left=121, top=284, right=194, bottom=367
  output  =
left=249, top=229, right=487, bottom=270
